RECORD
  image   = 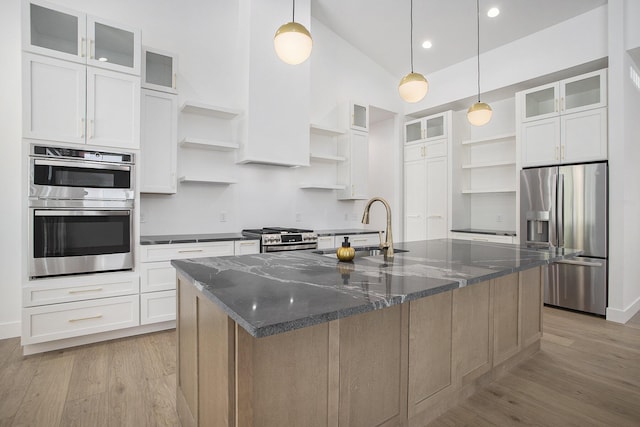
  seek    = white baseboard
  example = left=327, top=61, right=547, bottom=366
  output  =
left=606, top=296, right=640, bottom=324
left=22, top=321, right=175, bottom=355
left=0, top=321, right=21, bottom=340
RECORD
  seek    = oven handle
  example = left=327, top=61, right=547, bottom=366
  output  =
left=34, top=158, right=131, bottom=171
left=264, top=243, right=318, bottom=252
left=34, top=210, right=130, bottom=217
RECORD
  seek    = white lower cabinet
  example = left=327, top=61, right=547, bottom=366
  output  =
left=22, top=272, right=140, bottom=345
left=140, top=290, right=175, bottom=325
left=317, top=236, right=334, bottom=250
left=335, top=233, right=380, bottom=248
left=140, top=261, right=175, bottom=293
left=22, top=294, right=139, bottom=345
left=450, top=232, right=515, bottom=244
left=234, top=240, right=260, bottom=255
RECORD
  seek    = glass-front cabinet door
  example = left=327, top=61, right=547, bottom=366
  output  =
left=425, top=114, right=445, bottom=139
left=23, top=1, right=141, bottom=75
left=23, top=0, right=86, bottom=63
left=404, top=112, right=447, bottom=144
left=522, top=82, right=559, bottom=122
left=350, top=102, right=369, bottom=132
left=142, top=47, right=178, bottom=94
left=87, top=16, right=141, bottom=75
left=404, top=118, right=423, bottom=144
left=560, top=69, right=607, bottom=115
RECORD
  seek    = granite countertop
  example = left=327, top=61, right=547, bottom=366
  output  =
left=172, top=239, right=579, bottom=339
left=450, top=228, right=517, bottom=237
left=140, top=233, right=253, bottom=245
left=315, top=229, right=383, bottom=237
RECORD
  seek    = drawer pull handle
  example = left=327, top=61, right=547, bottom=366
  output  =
left=68, top=287, right=103, bottom=294
left=178, top=249, right=204, bottom=253
left=69, top=314, right=103, bottom=323
left=239, top=242, right=256, bottom=246
left=472, top=238, right=489, bottom=242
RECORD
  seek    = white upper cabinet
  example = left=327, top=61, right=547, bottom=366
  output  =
left=337, top=130, right=369, bottom=200
left=142, top=47, right=178, bottom=94
left=404, top=112, right=447, bottom=144
left=350, top=102, right=369, bottom=132
left=23, top=0, right=141, bottom=75
left=521, top=69, right=607, bottom=122
left=519, top=69, right=608, bottom=167
left=140, top=89, right=177, bottom=193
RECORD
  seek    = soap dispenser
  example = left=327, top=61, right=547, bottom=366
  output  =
left=336, top=236, right=356, bottom=262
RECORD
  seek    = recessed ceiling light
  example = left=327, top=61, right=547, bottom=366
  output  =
left=422, top=40, right=432, bottom=49
left=98, top=57, right=109, bottom=62
left=487, top=7, right=500, bottom=18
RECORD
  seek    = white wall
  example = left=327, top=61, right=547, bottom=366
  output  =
left=0, top=0, right=23, bottom=338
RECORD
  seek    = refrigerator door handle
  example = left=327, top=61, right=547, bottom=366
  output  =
left=556, top=259, right=604, bottom=268
left=557, top=173, right=564, bottom=247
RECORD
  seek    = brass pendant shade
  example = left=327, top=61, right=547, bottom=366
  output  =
left=274, top=1, right=312, bottom=65
left=398, top=0, right=428, bottom=103
left=468, top=0, right=492, bottom=126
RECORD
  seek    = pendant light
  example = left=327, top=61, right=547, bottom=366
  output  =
left=467, top=0, right=492, bottom=126
left=398, top=0, right=428, bottom=103
left=274, top=0, right=313, bottom=65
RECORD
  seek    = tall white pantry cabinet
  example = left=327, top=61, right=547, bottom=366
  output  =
left=403, top=111, right=452, bottom=242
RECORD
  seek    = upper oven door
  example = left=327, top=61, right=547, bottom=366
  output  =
left=30, top=158, right=134, bottom=201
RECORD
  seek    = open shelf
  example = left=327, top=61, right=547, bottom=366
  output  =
left=299, top=183, right=346, bottom=190
left=179, top=176, right=237, bottom=184
left=310, top=153, right=346, bottom=162
left=309, top=124, right=346, bottom=137
left=180, top=100, right=242, bottom=119
left=461, top=188, right=517, bottom=194
left=461, top=160, right=516, bottom=169
left=461, top=133, right=516, bottom=146
left=179, top=137, right=239, bottom=151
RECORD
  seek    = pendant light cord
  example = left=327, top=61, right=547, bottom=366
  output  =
left=476, top=0, right=481, bottom=102
left=410, top=0, right=414, bottom=73
left=292, top=0, right=296, bottom=22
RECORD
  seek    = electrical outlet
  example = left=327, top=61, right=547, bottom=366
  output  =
left=220, top=211, right=227, bottom=222
left=140, top=213, right=146, bottom=223
left=496, top=214, right=504, bottom=223
left=295, top=213, right=302, bottom=222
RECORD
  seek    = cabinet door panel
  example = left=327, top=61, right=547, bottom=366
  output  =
left=561, top=108, right=607, bottom=163
left=87, top=67, right=140, bottom=149
left=87, top=15, right=141, bottom=75
left=521, top=82, right=558, bottom=122
left=426, top=157, right=448, bottom=239
left=521, top=118, right=560, bottom=167
left=140, top=90, right=177, bottom=193
left=404, top=159, right=426, bottom=241
left=23, top=54, right=86, bottom=144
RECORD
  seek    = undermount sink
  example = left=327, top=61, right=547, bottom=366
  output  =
left=312, top=246, right=408, bottom=258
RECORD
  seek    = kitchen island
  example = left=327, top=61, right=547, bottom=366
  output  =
left=172, top=239, right=578, bottom=427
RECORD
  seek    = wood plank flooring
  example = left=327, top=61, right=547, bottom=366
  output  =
left=0, top=307, right=638, bottom=426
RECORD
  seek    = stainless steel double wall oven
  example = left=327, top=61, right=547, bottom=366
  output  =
left=28, top=145, right=135, bottom=278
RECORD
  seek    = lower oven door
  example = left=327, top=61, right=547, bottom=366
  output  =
left=263, top=243, right=318, bottom=253
left=29, top=208, right=133, bottom=278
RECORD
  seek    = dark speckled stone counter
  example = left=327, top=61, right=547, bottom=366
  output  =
left=172, top=239, right=579, bottom=338
left=140, top=233, right=251, bottom=245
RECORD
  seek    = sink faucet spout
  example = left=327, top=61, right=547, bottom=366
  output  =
left=361, top=197, right=394, bottom=258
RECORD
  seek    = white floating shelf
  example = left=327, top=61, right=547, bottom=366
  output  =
left=180, top=100, right=242, bottom=119
left=310, top=153, right=346, bottom=162
left=180, top=137, right=239, bottom=151
left=309, top=124, right=346, bottom=136
left=299, top=183, right=346, bottom=190
left=461, top=188, right=517, bottom=194
left=461, top=160, right=516, bottom=169
left=462, top=133, right=516, bottom=146
left=179, top=176, right=237, bottom=184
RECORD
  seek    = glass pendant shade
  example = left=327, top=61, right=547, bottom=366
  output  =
left=274, top=22, right=313, bottom=65
left=398, top=72, right=429, bottom=103
left=467, top=102, right=493, bottom=126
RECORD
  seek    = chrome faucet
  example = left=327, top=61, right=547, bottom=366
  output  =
left=361, top=197, right=394, bottom=258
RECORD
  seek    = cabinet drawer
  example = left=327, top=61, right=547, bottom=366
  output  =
left=22, top=295, right=140, bottom=345
left=335, top=233, right=381, bottom=248
left=317, top=236, right=334, bottom=250
left=425, top=139, right=447, bottom=158
left=141, top=290, right=176, bottom=325
left=450, top=232, right=515, bottom=244
left=23, top=273, right=139, bottom=307
left=140, top=261, right=176, bottom=293
left=234, top=240, right=260, bottom=255
left=140, top=241, right=235, bottom=262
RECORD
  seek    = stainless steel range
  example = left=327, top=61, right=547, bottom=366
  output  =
left=241, top=227, right=318, bottom=253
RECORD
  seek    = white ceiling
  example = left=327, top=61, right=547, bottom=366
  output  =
left=312, top=0, right=608, bottom=79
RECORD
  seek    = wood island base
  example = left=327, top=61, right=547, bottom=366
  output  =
left=176, top=266, right=543, bottom=427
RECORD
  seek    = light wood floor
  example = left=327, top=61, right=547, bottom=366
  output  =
left=0, top=308, right=639, bottom=427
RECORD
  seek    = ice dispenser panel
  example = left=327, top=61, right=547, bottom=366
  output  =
left=526, top=211, right=550, bottom=246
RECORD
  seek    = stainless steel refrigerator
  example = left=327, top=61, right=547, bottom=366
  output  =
left=520, top=162, right=607, bottom=315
